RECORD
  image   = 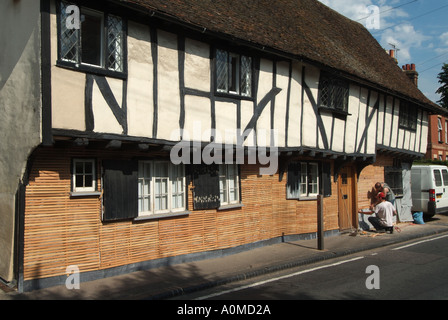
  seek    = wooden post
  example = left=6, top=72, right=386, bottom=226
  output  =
left=317, top=195, right=324, bottom=250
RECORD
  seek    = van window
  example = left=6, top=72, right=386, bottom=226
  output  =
left=443, top=169, right=448, bottom=186
left=434, top=170, right=443, bottom=187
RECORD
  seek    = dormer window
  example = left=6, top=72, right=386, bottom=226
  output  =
left=58, top=1, right=125, bottom=75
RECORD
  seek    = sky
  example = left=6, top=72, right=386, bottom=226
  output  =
left=318, top=0, right=448, bottom=104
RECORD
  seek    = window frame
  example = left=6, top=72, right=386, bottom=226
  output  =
left=398, top=101, right=418, bottom=131
left=57, top=0, right=127, bottom=79
left=317, top=73, right=350, bottom=116
left=72, top=158, right=97, bottom=193
left=137, top=161, right=186, bottom=218
left=445, top=120, right=448, bottom=144
left=218, top=164, right=241, bottom=207
left=215, top=48, right=253, bottom=99
left=287, top=161, right=321, bottom=200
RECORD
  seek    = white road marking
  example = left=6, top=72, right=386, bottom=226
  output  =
left=392, top=234, right=448, bottom=251
left=194, top=256, right=365, bottom=300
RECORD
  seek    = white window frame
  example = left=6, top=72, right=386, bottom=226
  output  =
left=219, top=164, right=240, bottom=206
left=79, top=8, right=105, bottom=68
left=287, top=162, right=320, bottom=200
left=138, top=161, right=186, bottom=217
left=72, top=159, right=96, bottom=193
left=445, top=120, right=448, bottom=144
left=438, top=118, right=443, bottom=142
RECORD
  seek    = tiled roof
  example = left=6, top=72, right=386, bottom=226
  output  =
left=121, top=0, right=442, bottom=111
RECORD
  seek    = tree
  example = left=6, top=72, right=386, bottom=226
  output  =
left=436, top=63, right=448, bottom=108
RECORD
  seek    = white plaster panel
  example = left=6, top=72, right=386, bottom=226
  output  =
left=332, top=118, right=345, bottom=153
left=257, top=59, right=273, bottom=147
left=391, top=99, right=400, bottom=148
left=241, top=100, right=256, bottom=147
left=127, top=21, right=153, bottom=138
left=51, top=67, right=86, bottom=131
left=356, top=87, right=368, bottom=153
left=287, top=62, right=302, bottom=147
left=157, top=30, right=181, bottom=141
left=273, top=61, right=289, bottom=148
left=215, top=101, right=237, bottom=145
left=184, top=95, right=211, bottom=142
left=345, top=84, right=360, bottom=154
left=92, top=77, right=124, bottom=134
left=184, top=38, right=210, bottom=92
left=383, top=96, right=394, bottom=148
left=302, top=65, right=320, bottom=149
left=377, top=95, right=385, bottom=145
left=366, top=91, right=378, bottom=155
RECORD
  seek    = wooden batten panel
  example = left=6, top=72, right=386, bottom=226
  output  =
left=24, top=149, right=101, bottom=280
left=24, top=147, right=340, bottom=282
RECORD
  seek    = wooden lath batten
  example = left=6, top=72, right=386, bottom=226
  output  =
left=23, top=145, right=340, bottom=281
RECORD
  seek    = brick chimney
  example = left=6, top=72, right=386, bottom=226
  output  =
left=402, top=63, right=419, bottom=87
left=389, top=49, right=398, bottom=64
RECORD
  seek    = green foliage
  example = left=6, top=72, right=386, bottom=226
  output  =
left=413, top=159, right=448, bottom=166
left=436, top=63, right=448, bottom=109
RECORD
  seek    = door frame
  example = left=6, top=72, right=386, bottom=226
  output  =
left=337, top=165, right=358, bottom=231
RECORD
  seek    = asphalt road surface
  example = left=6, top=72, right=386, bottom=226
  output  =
left=174, top=234, right=448, bottom=300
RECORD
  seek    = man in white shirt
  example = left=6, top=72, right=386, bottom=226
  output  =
left=360, top=192, right=397, bottom=233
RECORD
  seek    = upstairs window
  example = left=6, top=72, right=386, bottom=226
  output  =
left=318, top=73, right=349, bottom=113
left=216, top=49, right=252, bottom=97
left=59, top=1, right=125, bottom=73
left=399, top=101, right=418, bottom=131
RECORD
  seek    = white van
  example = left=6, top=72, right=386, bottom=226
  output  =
left=411, top=165, right=448, bottom=218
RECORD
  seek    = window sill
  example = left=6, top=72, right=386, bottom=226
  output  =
left=287, top=196, right=319, bottom=201
left=318, top=107, right=351, bottom=119
left=214, top=91, right=254, bottom=101
left=56, top=60, right=127, bottom=80
left=70, top=191, right=102, bottom=197
left=134, top=211, right=191, bottom=221
left=218, top=203, right=244, bottom=211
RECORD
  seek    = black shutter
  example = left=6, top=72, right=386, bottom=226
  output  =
left=102, top=159, right=138, bottom=221
left=322, top=162, right=332, bottom=198
left=287, top=162, right=301, bottom=199
left=192, top=164, right=220, bottom=210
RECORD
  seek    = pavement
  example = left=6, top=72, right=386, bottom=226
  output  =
left=2, top=213, right=448, bottom=300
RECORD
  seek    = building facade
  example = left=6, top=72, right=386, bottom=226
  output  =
left=0, top=0, right=444, bottom=291
left=426, top=114, right=448, bottom=161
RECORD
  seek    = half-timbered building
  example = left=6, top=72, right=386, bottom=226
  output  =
left=1, top=0, right=445, bottom=291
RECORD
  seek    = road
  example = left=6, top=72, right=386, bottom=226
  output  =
left=173, top=234, right=448, bottom=300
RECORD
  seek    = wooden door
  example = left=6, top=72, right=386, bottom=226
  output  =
left=338, top=166, right=357, bottom=231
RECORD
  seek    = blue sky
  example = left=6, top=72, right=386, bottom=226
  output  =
left=318, top=0, right=448, bottom=104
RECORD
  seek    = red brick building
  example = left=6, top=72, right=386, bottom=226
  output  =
left=426, top=114, right=448, bottom=161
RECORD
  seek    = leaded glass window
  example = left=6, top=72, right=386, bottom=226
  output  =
left=318, top=73, right=349, bottom=112
left=59, top=1, right=125, bottom=72
left=216, top=49, right=252, bottom=97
